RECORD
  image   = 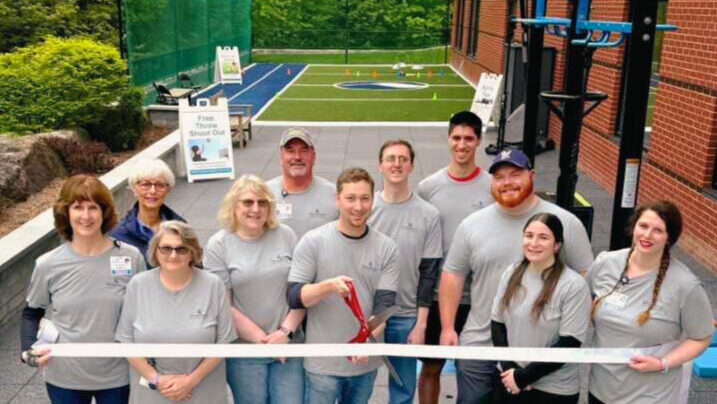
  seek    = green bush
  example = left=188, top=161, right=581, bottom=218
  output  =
left=0, top=36, right=129, bottom=134
left=85, top=87, right=146, bottom=152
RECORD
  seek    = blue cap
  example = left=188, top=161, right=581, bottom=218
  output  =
left=488, top=149, right=532, bottom=174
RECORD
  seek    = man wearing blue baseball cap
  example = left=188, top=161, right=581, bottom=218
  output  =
left=437, top=149, right=594, bottom=403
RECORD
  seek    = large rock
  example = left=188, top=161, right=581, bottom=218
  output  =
left=0, top=131, right=70, bottom=212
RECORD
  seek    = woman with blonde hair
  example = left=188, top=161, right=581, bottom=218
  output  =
left=587, top=200, right=713, bottom=403
left=204, top=174, right=304, bottom=404
left=116, top=220, right=236, bottom=403
left=21, top=174, right=146, bottom=403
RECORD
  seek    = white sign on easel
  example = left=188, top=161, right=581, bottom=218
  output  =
left=178, top=98, right=235, bottom=183
left=470, top=73, right=503, bottom=133
left=214, top=46, right=243, bottom=84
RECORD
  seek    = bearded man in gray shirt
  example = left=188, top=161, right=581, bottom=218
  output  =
left=438, top=149, right=594, bottom=403
left=267, top=127, right=338, bottom=239
left=287, top=168, right=400, bottom=404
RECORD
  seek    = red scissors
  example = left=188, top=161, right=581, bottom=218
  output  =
left=343, top=280, right=403, bottom=387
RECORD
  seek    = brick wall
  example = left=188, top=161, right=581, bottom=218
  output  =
left=450, top=0, right=717, bottom=271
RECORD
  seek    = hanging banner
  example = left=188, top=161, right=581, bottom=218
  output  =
left=470, top=73, right=503, bottom=133
left=214, top=46, right=243, bottom=84
left=179, top=98, right=235, bottom=183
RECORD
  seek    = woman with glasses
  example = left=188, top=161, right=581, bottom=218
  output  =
left=204, top=175, right=304, bottom=404
left=111, top=159, right=185, bottom=266
left=116, top=220, right=236, bottom=404
left=490, top=213, right=590, bottom=404
left=587, top=201, right=713, bottom=404
left=21, top=175, right=146, bottom=403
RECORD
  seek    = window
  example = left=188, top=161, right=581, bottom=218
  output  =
left=467, top=0, right=480, bottom=57
left=454, top=0, right=465, bottom=50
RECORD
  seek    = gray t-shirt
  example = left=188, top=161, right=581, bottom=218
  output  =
left=587, top=249, right=714, bottom=404
left=203, top=225, right=297, bottom=342
left=368, top=192, right=442, bottom=317
left=417, top=167, right=494, bottom=304
left=444, top=199, right=594, bottom=346
left=491, top=264, right=590, bottom=395
left=288, top=221, right=400, bottom=376
left=116, top=268, right=237, bottom=404
left=267, top=175, right=338, bottom=239
left=26, top=241, right=145, bottom=390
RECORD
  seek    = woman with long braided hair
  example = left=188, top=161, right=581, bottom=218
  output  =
left=587, top=200, right=713, bottom=404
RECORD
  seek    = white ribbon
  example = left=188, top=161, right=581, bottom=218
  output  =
left=36, top=343, right=640, bottom=364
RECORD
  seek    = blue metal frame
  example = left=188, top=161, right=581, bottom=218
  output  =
left=513, top=0, right=677, bottom=48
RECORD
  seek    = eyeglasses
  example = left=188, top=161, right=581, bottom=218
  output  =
left=239, top=199, right=269, bottom=209
left=382, top=155, right=411, bottom=164
left=137, top=181, right=168, bottom=192
left=157, top=245, right=190, bottom=256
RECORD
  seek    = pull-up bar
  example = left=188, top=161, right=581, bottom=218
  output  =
left=514, top=0, right=676, bottom=48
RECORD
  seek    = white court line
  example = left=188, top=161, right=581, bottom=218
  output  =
left=306, top=63, right=451, bottom=67
left=252, top=64, right=310, bottom=121
left=449, top=63, right=478, bottom=88
left=294, top=83, right=472, bottom=87
left=227, top=63, right=284, bottom=102
left=302, top=72, right=459, bottom=77
left=276, top=98, right=473, bottom=102
left=255, top=121, right=449, bottom=127
left=192, top=63, right=257, bottom=99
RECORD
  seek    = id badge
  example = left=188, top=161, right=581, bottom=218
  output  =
left=276, top=202, right=292, bottom=220
left=604, top=291, right=627, bottom=310
left=110, top=256, right=134, bottom=276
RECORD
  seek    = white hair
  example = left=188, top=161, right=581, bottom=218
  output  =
left=127, top=159, right=176, bottom=189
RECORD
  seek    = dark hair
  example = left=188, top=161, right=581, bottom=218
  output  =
left=336, top=167, right=374, bottom=195
left=378, top=139, right=415, bottom=163
left=191, top=145, right=199, bottom=152
left=499, top=213, right=565, bottom=321
left=448, top=110, right=482, bottom=139
left=592, top=200, right=682, bottom=325
left=53, top=174, right=118, bottom=241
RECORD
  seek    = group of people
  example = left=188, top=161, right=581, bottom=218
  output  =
left=19, top=111, right=714, bottom=404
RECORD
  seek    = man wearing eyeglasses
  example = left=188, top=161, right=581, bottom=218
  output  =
left=267, top=127, right=338, bottom=240
left=368, top=139, right=443, bottom=404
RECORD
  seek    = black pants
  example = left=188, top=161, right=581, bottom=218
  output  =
left=492, top=384, right=579, bottom=404
left=588, top=392, right=605, bottom=404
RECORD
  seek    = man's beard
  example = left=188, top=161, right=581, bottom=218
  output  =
left=491, top=180, right=533, bottom=208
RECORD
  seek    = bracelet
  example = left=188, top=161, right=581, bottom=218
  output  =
left=278, top=326, right=291, bottom=336
left=660, top=358, right=670, bottom=373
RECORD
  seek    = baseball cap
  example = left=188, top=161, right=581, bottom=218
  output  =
left=280, top=127, right=314, bottom=148
left=488, top=149, right=533, bottom=174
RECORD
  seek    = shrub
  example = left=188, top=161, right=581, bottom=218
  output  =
left=85, top=87, right=146, bottom=152
left=42, top=136, right=114, bottom=175
left=0, top=36, right=129, bottom=134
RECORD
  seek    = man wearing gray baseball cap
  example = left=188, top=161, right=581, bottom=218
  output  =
left=267, top=127, right=338, bottom=239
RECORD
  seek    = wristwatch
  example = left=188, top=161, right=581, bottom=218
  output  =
left=149, top=372, right=160, bottom=390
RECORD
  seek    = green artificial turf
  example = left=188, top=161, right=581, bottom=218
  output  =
left=252, top=47, right=449, bottom=65
left=258, top=64, right=474, bottom=121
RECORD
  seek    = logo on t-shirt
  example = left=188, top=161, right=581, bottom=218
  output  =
left=189, top=309, right=208, bottom=319
left=470, top=200, right=486, bottom=210
left=272, top=253, right=292, bottom=262
left=309, top=208, right=328, bottom=218
left=402, top=221, right=418, bottom=231
left=361, top=260, right=379, bottom=273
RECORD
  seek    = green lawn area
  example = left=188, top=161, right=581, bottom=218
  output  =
left=252, top=47, right=449, bottom=65
left=257, top=64, right=474, bottom=122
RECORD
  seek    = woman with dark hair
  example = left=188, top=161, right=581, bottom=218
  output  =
left=587, top=200, right=713, bottom=404
left=20, top=174, right=146, bottom=404
left=490, top=213, right=590, bottom=404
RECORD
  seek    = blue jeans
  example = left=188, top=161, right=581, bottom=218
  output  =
left=384, top=316, right=417, bottom=404
left=226, top=357, right=304, bottom=404
left=305, top=369, right=377, bottom=404
left=45, top=383, right=129, bottom=404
